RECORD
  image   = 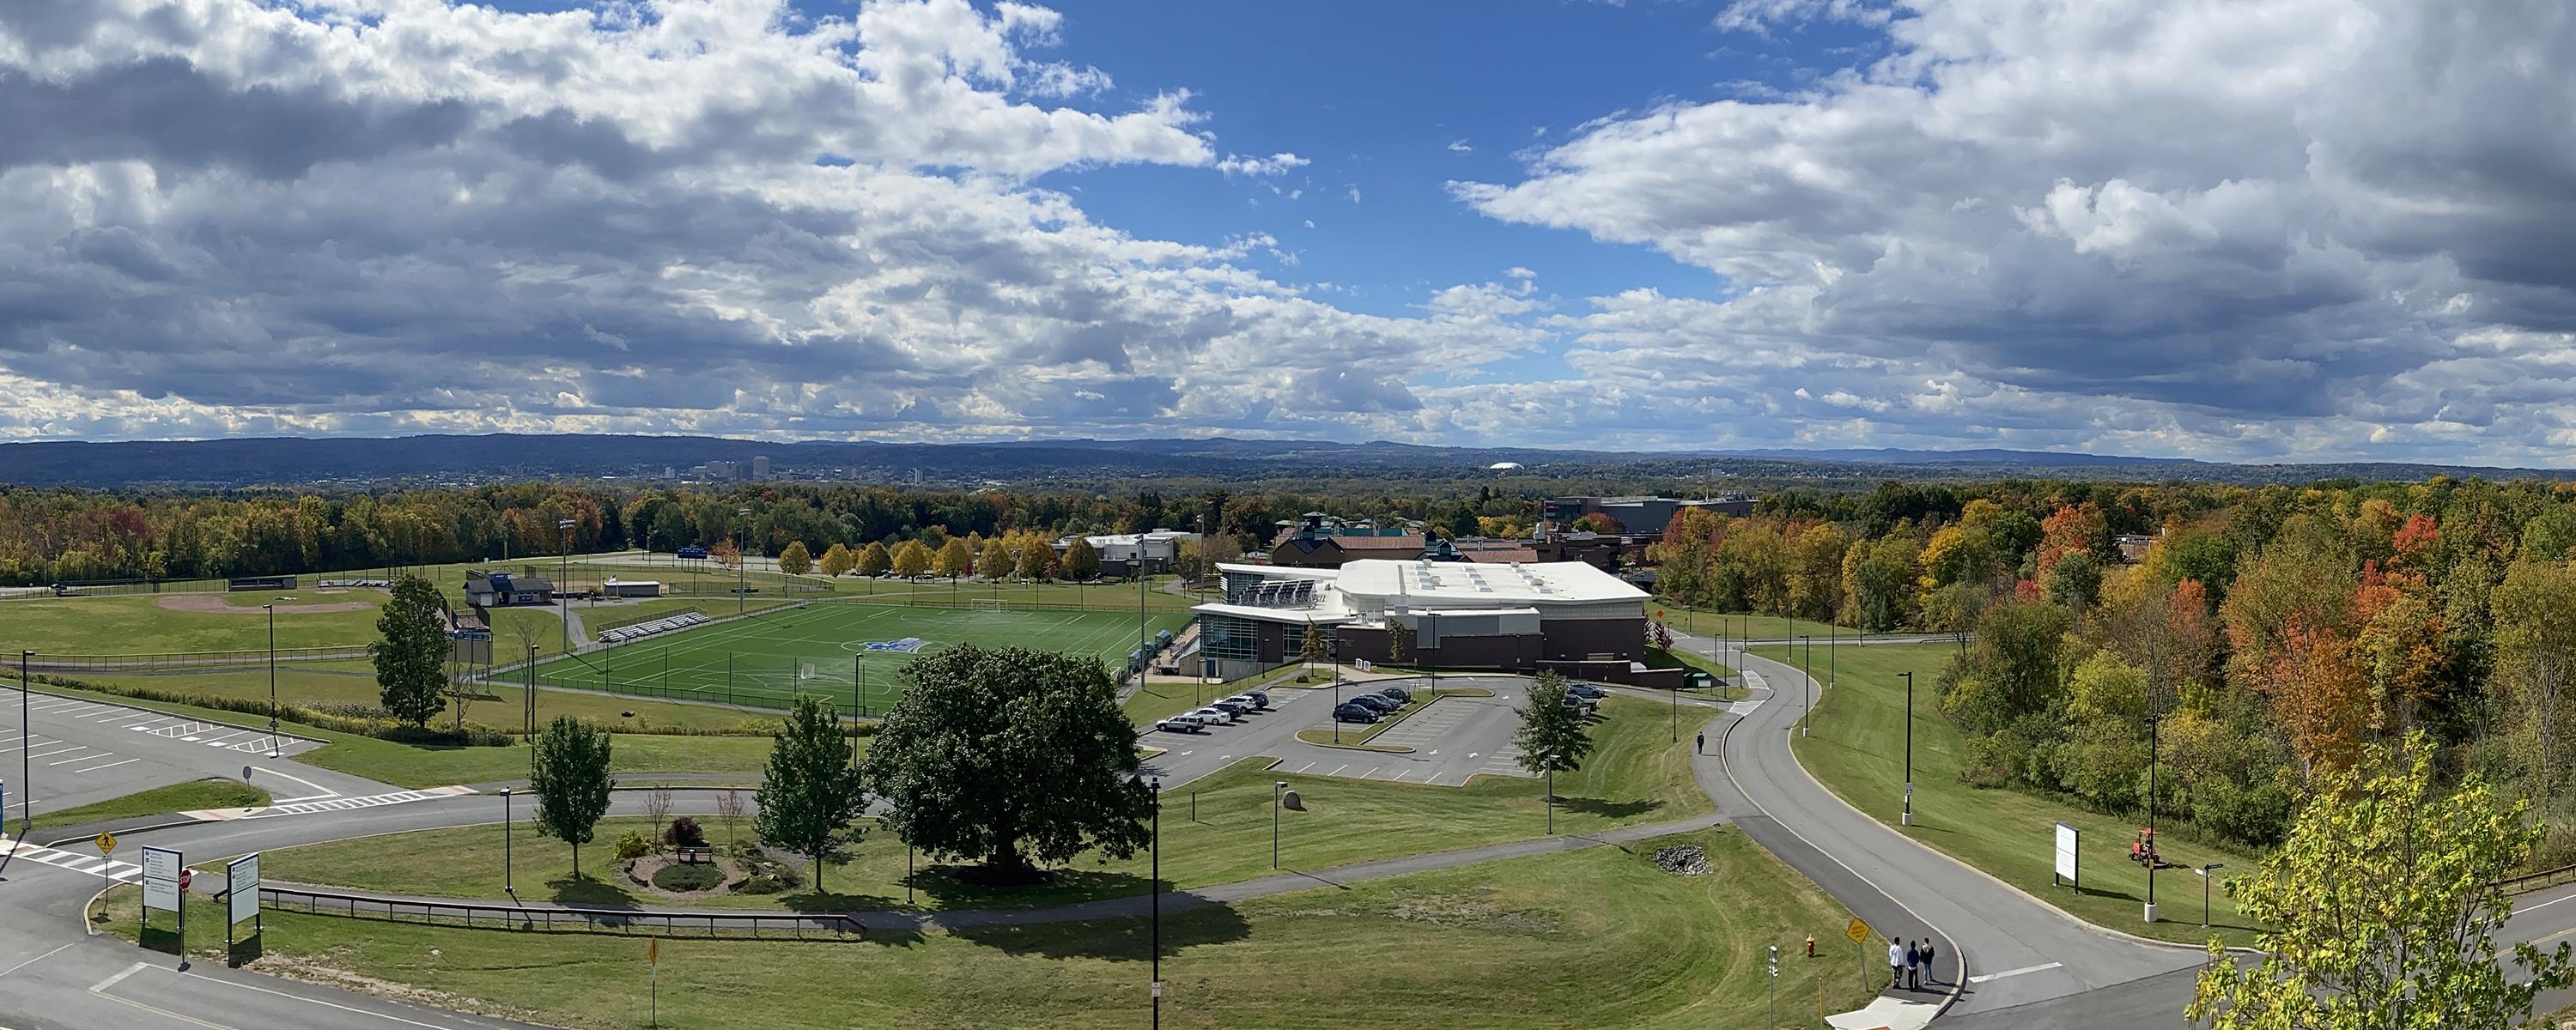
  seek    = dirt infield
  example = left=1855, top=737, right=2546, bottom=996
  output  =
left=154, top=594, right=379, bottom=615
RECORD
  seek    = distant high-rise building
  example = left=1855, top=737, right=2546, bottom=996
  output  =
left=751, top=455, right=771, bottom=480
left=909, top=467, right=922, bottom=485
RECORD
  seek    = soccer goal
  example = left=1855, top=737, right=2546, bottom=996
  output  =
left=969, top=597, right=1009, bottom=612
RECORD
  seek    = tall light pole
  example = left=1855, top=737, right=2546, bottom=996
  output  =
left=263, top=601, right=287, bottom=757
left=1800, top=634, right=1813, bottom=736
left=2145, top=710, right=2161, bottom=923
left=1900, top=671, right=1915, bottom=827
left=1148, top=777, right=1163, bottom=1029
left=16, top=651, right=29, bottom=840
left=735, top=507, right=751, bottom=617
left=501, top=788, right=515, bottom=895
left=1272, top=780, right=1287, bottom=868
left=526, top=644, right=540, bottom=783
left=556, top=518, right=576, bottom=655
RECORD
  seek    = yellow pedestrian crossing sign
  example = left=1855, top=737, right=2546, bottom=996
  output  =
left=1844, top=918, right=1871, bottom=945
left=647, top=938, right=659, bottom=965
left=94, top=831, right=115, bottom=855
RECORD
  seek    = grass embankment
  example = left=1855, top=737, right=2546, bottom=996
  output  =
left=106, top=826, right=1877, bottom=1029
left=0, top=588, right=384, bottom=655
left=258, top=697, right=1702, bottom=912
left=29, top=682, right=785, bottom=789
left=1759, top=642, right=2263, bottom=948
left=21, top=780, right=271, bottom=837
left=820, top=573, right=1203, bottom=613
left=1648, top=607, right=1862, bottom=643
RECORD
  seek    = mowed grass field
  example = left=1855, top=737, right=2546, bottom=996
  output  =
left=1759, top=641, right=2263, bottom=947
left=0, top=587, right=386, bottom=656
left=112, top=825, right=1877, bottom=1030
left=534, top=602, right=1190, bottom=712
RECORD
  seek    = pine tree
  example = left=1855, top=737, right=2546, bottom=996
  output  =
left=369, top=573, right=447, bottom=727
left=752, top=696, right=870, bottom=893
left=532, top=716, right=615, bottom=876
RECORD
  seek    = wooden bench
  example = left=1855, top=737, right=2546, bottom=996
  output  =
left=673, top=845, right=714, bottom=865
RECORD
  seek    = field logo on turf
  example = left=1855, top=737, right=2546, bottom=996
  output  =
left=864, top=637, right=928, bottom=653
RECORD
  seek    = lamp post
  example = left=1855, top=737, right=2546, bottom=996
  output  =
left=1273, top=779, right=1287, bottom=868
left=2145, top=711, right=2161, bottom=924
left=556, top=518, right=576, bottom=654
left=264, top=601, right=283, bottom=757
left=1800, top=635, right=1813, bottom=737
left=2196, top=863, right=2225, bottom=928
left=501, top=788, right=514, bottom=895
left=16, top=650, right=29, bottom=839
left=734, top=508, right=752, bottom=616
left=1900, top=671, right=1915, bottom=827
left=526, top=644, right=539, bottom=783
left=1149, top=777, right=1163, bottom=1029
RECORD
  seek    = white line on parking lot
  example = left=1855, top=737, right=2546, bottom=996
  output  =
left=1330, top=765, right=1349, bottom=777
left=72, top=758, right=138, bottom=774
left=48, top=749, right=106, bottom=766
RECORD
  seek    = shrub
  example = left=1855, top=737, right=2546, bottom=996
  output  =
left=652, top=862, right=725, bottom=892
left=737, top=875, right=783, bottom=895
left=612, top=830, right=653, bottom=861
left=663, top=816, right=708, bottom=849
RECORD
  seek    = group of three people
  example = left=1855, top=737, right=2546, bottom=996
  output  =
left=1886, top=936, right=1938, bottom=991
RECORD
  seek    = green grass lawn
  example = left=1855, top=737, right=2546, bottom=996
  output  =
left=823, top=573, right=1203, bottom=611
left=106, top=825, right=1876, bottom=1030
left=1648, top=606, right=1863, bottom=643
left=535, top=603, right=1188, bottom=713
left=255, top=696, right=1704, bottom=912
left=0, top=588, right=385, bottom=656
left=1757, top=642, right=2263, bottom=947
left=77, top=663, right=790, bottom=734
left=27, top=681, right=787, bottom=789
left=21, top=780, right=270, bottom=837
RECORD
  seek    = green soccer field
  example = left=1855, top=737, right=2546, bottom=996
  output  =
left=530, top=602, right=1190, bottom=713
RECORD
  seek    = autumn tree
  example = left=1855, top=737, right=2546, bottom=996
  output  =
left=1064, top=536, right=1101, bottom=580
left=980, top=536, right=1014, bottom=579
left=891, top=539, right=933, bottom=579
left=1841, top=534, right=1919, bottom=633
left=2491, top=560, right=2576, bottom=843
left=776, top=539, right=811, bottom=576
left=934, top=537, right=972, bottom=579
left=708, top=537, right=741, bottom=569
left=1014, top=536, right=1053, bottom=581
left=1789, top=523, right=1850, bottom=622
left=2190, top=734, right=2575, bottom=1030
left=816, top=542, right=854, bottom=578
left=854, top=541, right=891, bottom=578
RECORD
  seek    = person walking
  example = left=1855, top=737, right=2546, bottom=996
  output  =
left=1886, top=936, right=1904, bottom=989
left=1903, top=940, right=1921, bottom=990
left=1694, top=730, right=1705, bottom=755
left=1920, top=939, right=1940, bottom=986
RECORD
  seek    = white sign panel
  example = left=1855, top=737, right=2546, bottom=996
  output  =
left=141, top=845, right=182, bottom=912
left=227, top=853, right=260, bottom=926
left=2053, top=822, right=2080, bottom=888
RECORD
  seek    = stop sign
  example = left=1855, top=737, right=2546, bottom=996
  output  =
left=179, top=869, right=193, bottom=892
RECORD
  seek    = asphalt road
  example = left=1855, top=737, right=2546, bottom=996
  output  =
left=1139, top=675, right=1531, bottom=787
left=1, top=688, right=389, bottom=816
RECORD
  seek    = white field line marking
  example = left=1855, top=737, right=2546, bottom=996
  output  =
left=1967, top=961, right=2063, bottom=984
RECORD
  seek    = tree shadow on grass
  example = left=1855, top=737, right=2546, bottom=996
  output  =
left=778, top=888, right=905, bottom=913
left=1556, top=797, right=1664, bottom=820
left=945, top=901, right=1252, bottom=961
left=545, top=874, right=641, bottom=909
left=908, top=863, right=1165, bottom=911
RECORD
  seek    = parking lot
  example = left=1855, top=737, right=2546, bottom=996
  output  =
left=1140, top=675, right=1537, bottom=788
left=0, top=690, right=354, bottom=814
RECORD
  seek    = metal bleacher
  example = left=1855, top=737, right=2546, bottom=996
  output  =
left=596, top=610, right=712, bottom=645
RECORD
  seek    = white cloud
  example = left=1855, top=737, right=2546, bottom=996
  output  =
left=1447, top=139, right=1472, bottom=154
left=1215, top=152, right=1309, bottom=177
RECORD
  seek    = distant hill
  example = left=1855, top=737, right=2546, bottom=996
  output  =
left=0, top=433, right=2561, bottom=489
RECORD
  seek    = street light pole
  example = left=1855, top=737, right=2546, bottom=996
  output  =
left=526, top=644, right=540, bottom=783
left=735, top=508, right=751, bottom=617
left=1150, top=777, right=1163, bottom=1030
left=557, top=518, right=576, bottom=655
left=1901, top=671, right=1915, bottom=827
left=1273, top=780, right=1286, bottom=868
left=265, top=603, right=281, bottom=757
left=2145, top=710, right=2160, bottom=923
left=17, top=650, right=29, bottom=839
left=1800, top=635, right=1813, bottom=737
left=501, top=788, right=514, bottom=895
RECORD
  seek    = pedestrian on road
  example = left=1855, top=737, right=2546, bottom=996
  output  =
left=1695, top=730, right=1704, bottom=755
left=1903, top=940, right=1920, bottom=990
left=1886, top=937, right=1903, bottom=988
left=1921, top=940, right=1939, bottom=986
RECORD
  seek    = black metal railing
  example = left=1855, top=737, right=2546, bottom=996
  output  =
left=258, top=886, right=866, bottom=939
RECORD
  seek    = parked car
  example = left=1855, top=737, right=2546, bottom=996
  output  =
left=1190, top=706, right=1242, bottom=724
left=1222, top=693, right=1267, bottom=712
left=1376, top=687, right=1412, bottom=704
left=1153, top=715, right=1206, bottom=734
left=1565, top=682, right=1608, bottom=700
left=1212, top=696, right=1256, bottom=716
left=1332, top=703, right=1382, bottom=724
left=1242, top=689, right=1272, bottom=709
left=1559, top=694, right=1598, bottom=713
left=1347, top=694, right=1400, bottom=713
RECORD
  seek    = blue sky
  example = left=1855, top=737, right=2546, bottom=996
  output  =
left=2, top=0, right=2570, bottom=463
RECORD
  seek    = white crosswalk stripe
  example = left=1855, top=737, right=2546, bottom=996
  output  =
left=244, top=785, right=476, bottom=819
left=0, top=839, right=144, bottom=882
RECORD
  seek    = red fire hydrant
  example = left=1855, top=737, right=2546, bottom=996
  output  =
left=1805, top=934, right=1816, bottom=958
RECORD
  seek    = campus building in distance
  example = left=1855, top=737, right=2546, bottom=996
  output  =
left=1193, top=559, right=1674, bottom=688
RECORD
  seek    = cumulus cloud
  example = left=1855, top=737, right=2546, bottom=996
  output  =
left=0, top=0, right=1543, bottom=444
left=1455, top=0, right=2576, bottom=463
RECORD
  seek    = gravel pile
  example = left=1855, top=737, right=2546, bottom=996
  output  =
left=1653, top=845, right=1710, bottom=876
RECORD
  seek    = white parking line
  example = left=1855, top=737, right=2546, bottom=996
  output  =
left=72, top=758, right=138, bottom=774
left=47, top=749, right=106, bottom=766
left=23, top=746, right=83, bottom=760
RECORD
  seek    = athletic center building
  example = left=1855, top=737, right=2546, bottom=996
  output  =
left=1194, top=559, right=1680, bottom=688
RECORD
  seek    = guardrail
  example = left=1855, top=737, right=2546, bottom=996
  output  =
left=2499, top=863, right=2576, bottom=895
left=258, top=885, right=866, bottom=939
